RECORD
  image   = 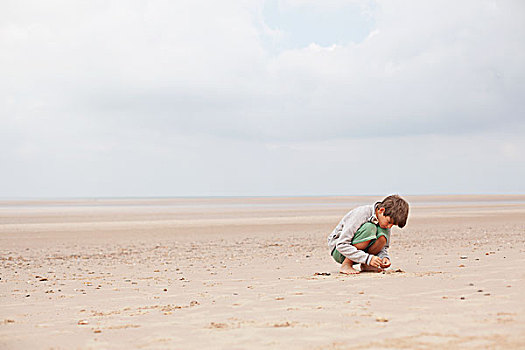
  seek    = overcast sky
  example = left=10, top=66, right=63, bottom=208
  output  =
left=1, top=0, right=524, bottom=198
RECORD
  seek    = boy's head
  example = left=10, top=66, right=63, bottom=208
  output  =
left=376, top=195, right=409, bottom=229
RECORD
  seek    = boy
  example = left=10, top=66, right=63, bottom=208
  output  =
left=327, top=195, right=409, bottom=274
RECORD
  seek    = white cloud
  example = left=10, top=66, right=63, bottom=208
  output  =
left=3, top=0, right=524, bottom=140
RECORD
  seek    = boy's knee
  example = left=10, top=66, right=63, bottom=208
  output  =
left=352, top=223, right=378, bottom=251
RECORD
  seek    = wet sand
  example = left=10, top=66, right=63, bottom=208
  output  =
left=1, top=195, right=524, bottom=349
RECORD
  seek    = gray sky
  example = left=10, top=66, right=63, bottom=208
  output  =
left=1, top=0, right=524, bottom=198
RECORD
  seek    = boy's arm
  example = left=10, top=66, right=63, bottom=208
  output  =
left=335, top=207, right=374, bottom=265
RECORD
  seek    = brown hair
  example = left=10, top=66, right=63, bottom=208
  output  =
left=379, top=195, right=409, bottom=228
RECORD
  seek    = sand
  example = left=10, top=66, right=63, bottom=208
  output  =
left=1, top=195, right=524, bottom=349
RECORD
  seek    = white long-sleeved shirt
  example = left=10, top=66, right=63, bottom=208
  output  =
left=327, top=203, right=390, bottom=265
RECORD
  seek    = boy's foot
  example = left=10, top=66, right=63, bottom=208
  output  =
left=340, top=258, right=360, bottom=274
left=360, top=264, right=383, bottom=273
left=340, top=265, right=360, bottom=274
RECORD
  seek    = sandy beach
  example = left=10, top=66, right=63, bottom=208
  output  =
left=1, top=195, right=524, bottom=349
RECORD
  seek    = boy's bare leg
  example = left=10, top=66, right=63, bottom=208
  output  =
left=339, top=238, right=387, bottom=274
left=340, top=258, right=360, bottom=274
left=339, top=240, right=372, bottom=274
left=367, top=236, right=387, bottom=255
left=361, top=236, right=387, bottom=273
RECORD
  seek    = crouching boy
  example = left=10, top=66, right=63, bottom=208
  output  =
left=327, top=195, right=409, bottom=274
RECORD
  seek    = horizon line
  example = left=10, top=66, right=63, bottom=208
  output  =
left=1, top=192, right=525, bottom=201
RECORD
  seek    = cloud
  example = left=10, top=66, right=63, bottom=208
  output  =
left=1, top=0, right=524, bottom=196
left=2, top=0, right=524, bottom=143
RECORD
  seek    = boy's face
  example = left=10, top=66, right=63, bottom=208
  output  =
left=376, top=207, right=395, bottom=229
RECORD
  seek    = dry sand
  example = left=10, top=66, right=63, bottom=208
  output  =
left=1, top=195, right=524, bottom=349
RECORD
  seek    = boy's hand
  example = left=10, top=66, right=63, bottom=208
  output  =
left=380, top=258, right=391, bottom=268
left=369, top=256, right=382, bottom=268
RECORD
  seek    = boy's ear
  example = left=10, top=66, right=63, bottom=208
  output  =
left=378, top=207, right=385, bottom=214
